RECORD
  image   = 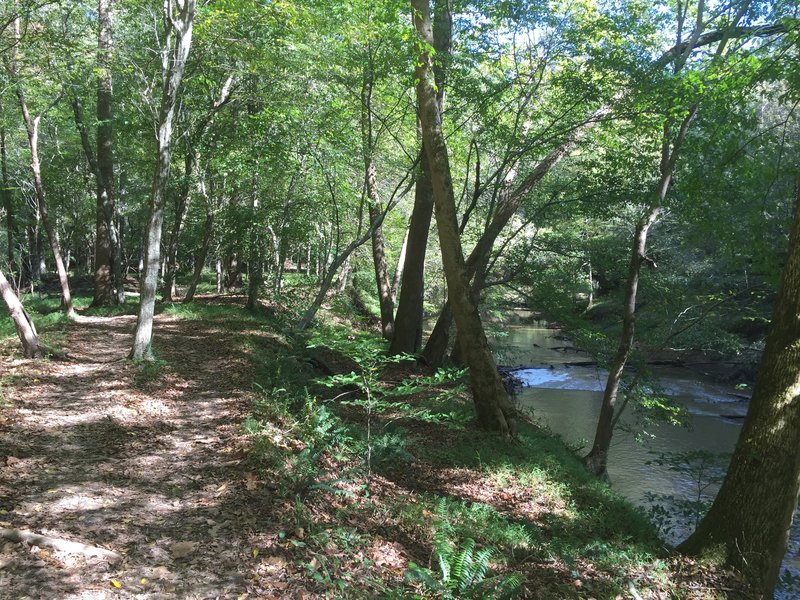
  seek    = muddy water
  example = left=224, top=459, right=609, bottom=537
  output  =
left=486, top=312, right=799, bottom=592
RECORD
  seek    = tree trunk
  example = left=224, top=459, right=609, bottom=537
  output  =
left=422, top=104, right=612, bottom=366
left=678, top=183, right=800, bottom=598
left=1, top=125, right=16, bottom=271
left=162, top=150, right=195, bottom=301
left=391, top=150, right=434, bottom=356
left=130, top=0, right=195, bottom=360
left=390, top=225, right=408, bottom=305
left=368, top=199, right=395, bottom=339
left=412, top=0, right=515, bottom=435
left=361, top=54, right=395, bottom=339
left=246, top=192, right=262, bottom=310
left=0, top=267, right=43, bottom=358
left=390, top=0, right=450, bottom=356
left=184, top=205, right=213, bottom=303
left=98, top=0, right=125, bottom=306
left=16, top=93, right=75, bottom=317
left=583, top=204, right=661, bottom=479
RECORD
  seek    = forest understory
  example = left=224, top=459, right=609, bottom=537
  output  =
left=0, top=295, right=756, bottom=599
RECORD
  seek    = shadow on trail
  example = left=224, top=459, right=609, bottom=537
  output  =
left=0, top=305, right=293, bottom=598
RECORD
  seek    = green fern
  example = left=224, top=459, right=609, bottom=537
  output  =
left=405, top=501, right=523, bottom=599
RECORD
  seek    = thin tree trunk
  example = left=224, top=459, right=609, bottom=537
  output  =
left=361, top=51, right=395, bottom=339
left=412, top=0, right=516, bottom=435
left=390, top=224, right=409, bottom=305
left=162, top=149, right=194, bottom=301
left=16, top=93, right=74, bottom=317
left=184, top=200, right=214, bottom=303
left=130, top=0, right=195, bottom=360
left=678, top=183, right=800, bottom=598
left=1, top=125, right=15, bottom=271
left=246, top=192, right=262, bottom=310
left=368, top=198, right=394, bottom=338
left=0, top=267, right=43, bottom=358
left=583, top=204, right=661, bottom=479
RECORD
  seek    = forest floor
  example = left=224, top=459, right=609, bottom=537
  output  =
left=0, top=296, right=752, bottom=599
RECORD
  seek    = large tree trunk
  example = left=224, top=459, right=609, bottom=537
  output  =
left=0, top=267, right=43, bottom=358
left=678, top=184, right=800, bottom=599
left=130, top=0, right=195, bottom=360
left=391, top=150, right=434, bottom=356
left=422, top=104, right=612, bottom=366
left=93, top=0, right=122, bottom=306
left=98, top=0, right=125, bottom=306
left=390, top=0, right=450, bottom=356
left=412, top=0, right=515, bottom=435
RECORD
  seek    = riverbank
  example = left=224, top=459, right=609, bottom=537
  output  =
left=0, top=295, right=753, bottom=598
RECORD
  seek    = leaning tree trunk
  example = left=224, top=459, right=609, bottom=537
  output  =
left=16, top=92, right=75, bottom=317
left=422, top=103, right=613, bottom=366
left=391, top=149, right=434, bottom=356
left=679, top=183, right=800, bottom=599
left=412, top=0, right=516, bottom=435
left=130, top=0, right=195, bottom=360
left=0, top=267, right=43, bottom=358
left=583, top=203, right=661, bottom=479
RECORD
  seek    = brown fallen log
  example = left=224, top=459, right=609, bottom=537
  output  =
left=0, top=528, right=123, bottom=563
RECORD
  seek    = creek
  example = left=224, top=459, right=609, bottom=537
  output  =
left=486, top=310, right=799, bottom=595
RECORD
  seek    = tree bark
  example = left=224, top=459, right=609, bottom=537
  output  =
left=390, top=225, right=409, bottom=305
left=96, top=0, right=122, bottom=305
left=0, top=267, right=43, bottom=358
left=16, top=93, right=74, bottom=317
left=678, top=183, right=800, bottom=599
left=389, top=0, right=450, bottom=356
left=412, top=0, right=516, bottom=435
left=422, top=104, right=612, bottom=366
left=1, top=125, right=16, bottom=271
left=583, top=203, right=661, bottom=479
left=162, top=149, right=194, bottom=301
left=184, top=198, right=214, bottom=303
left=130, top=0, right=195, bottom=360
left=361, top=46, right=395, bottom=339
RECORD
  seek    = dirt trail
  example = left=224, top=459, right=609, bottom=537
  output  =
left=0, top=309, right=272, bottom=599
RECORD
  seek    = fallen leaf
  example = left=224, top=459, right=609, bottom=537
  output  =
left=252, top=548, right=259, bottom=558
left=244, top=472, right=259, bottom=490
left=110, top=579, right=122, bottom=588
left=170, top=541, right=198, bottom=559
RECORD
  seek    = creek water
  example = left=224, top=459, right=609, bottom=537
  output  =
left=485, top=311, right=799, bottom=593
